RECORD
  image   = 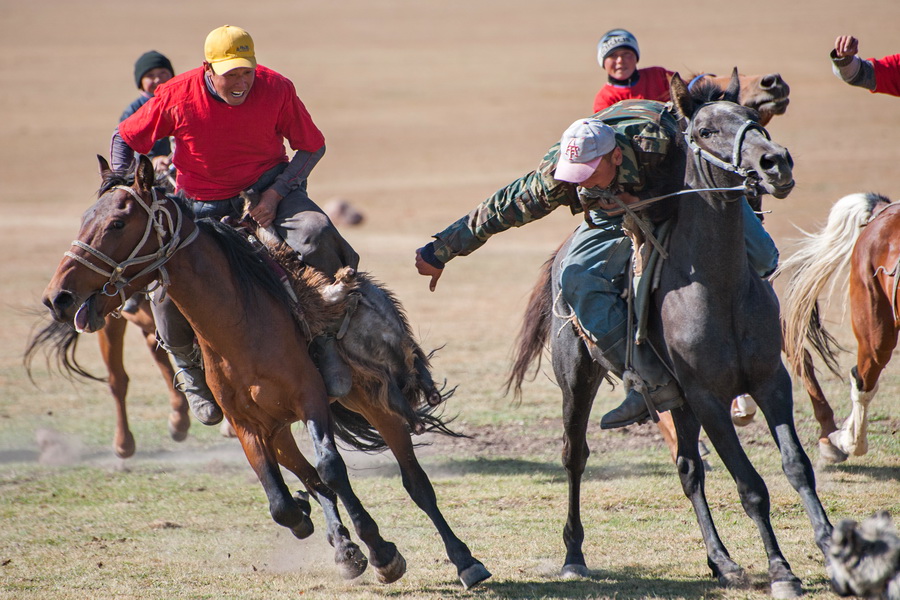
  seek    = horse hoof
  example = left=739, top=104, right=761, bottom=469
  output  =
left=459, top=561, right=491, bottom=589
left=168, top=418, right=189, bottom=442
left=290, top=517, right=314, bottom=540
left=336, top=543, right=368, bottom=580
left=718, top=568, right=749, bottom=588
left=114, top=433, right=136, bottom=459
left=771, top=579, right=804, bottom=599
left=561, top=564, right=590, bottom=579
left=818, top=439, right=848, bottom=464
left=375, top=551, right=406, bottom=584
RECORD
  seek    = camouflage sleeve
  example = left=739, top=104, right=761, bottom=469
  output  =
left=431, top=146, right=578, bottom=264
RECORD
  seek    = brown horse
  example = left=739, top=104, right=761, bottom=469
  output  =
left=693, top=72, right=790, bottom=126
left=40, top=155, right=490, bottom=588
left=26, top=299, right=195, bottom=458
left=778, top=192, right=895, bottom=464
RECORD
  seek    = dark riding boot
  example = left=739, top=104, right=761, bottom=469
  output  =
left=310, top=335, right=353, bottom=398
left=588, top=340, right=684, bottom=429
left=167, top=343, right=223, bottom=426
left=121, top=293, right=143, bottom=315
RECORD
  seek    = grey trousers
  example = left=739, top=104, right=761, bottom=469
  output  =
left=153, top=165, right=359, bottom=349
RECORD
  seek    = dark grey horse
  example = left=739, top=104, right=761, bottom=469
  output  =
left=508, top=72, right=833, bottom=598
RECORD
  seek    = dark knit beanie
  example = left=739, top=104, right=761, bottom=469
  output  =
left=133, top=51, right=174, bottom=89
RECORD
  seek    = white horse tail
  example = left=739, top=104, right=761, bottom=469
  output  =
left=775, top=192, right=892, bottom=377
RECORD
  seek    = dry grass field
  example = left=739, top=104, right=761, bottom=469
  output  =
left=1, top=0, right=898, bottom=598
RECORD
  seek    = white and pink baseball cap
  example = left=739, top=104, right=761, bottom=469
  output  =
left=554, top=118, right=617, bottom=183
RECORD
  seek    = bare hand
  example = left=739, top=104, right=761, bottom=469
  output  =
left=250, top=189, right=282, bottom=229
left=415, top=248, right=443, bottom=292
left=593, top=191, right=641, bottom=212
left=151, top=155, right=172, bottom=175
left=834, top=35, right=859, bottom=59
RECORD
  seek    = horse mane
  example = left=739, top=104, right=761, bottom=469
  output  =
left=688, top=78, right=727, bottom=105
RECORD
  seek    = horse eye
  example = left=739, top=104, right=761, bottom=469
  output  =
left=699, top=128, right=716, bottom=139
left=110, top=220, right=125, bottom=230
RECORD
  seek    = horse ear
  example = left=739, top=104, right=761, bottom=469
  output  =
left=724, top=67, right=741, bottom=103
left=669, top=72, right=693, bottom=120
left=135, top=155, right=155, bottom=191
left=97, top=155, right=112, bottom=180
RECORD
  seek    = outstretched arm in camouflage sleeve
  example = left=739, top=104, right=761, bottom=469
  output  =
left=414, top=159, right=576, bottom=291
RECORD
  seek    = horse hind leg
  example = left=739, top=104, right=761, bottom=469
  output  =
left=553, top=329, right=602, bottom=578
left=304, top=413, right=406, bottom=584
left=670, top=405, right=746, bottom=588
left=346, top=397, right=490, bottom=589
left=797, top=348, right=844, bottom=464
left=829, top=368, right=878, bottom=458
left=830, top=301, right=898, bottom=458
left=272, top=427, right=368, bottom=579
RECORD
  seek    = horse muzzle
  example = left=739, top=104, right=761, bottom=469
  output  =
left=43, top=290, right=108, bottom=333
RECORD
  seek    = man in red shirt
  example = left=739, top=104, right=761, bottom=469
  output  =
left=592, top=29, right=673, bottom=113
left=831, top=35, right=900, bottom=96
left=111, top=25, right=358, bottom=425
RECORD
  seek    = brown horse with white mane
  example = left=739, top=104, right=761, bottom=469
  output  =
left=40, top=155, right=490, bottom=588
left=778, top=192, right=896, bottom=464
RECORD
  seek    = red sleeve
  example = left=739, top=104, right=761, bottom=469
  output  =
left=275, top=78, right=325, bottom=152
left=871, top=54, right=900, bottom=97
left=118, top=94, right=175, bottom=155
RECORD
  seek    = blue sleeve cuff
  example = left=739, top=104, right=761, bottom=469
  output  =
left=420, top=242, right=445, bottom=270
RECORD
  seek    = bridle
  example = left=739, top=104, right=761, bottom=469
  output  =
left=582, top=102, right=772, bottom=230
left=64, top=185, right=199, bottom=308
left=684, top=101, right=772, bottom=197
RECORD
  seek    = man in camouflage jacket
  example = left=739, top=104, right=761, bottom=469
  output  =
left=415, top=104, right=778, bottom=428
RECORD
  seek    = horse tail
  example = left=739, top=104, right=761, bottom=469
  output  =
left=504, top=250, right=556, bottom=401
left=328, top=396, right=462, bottom=454
left=776, top=192, right=891, bottom=378
left=23, top=319, right=104, bottom=383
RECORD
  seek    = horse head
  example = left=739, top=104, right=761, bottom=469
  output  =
left=671, top=68, right=795, bottom=200
left=42, top=155, right=193, bottom=333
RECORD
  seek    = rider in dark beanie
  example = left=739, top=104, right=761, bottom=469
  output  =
left=133, top=50, right=174, bottom=89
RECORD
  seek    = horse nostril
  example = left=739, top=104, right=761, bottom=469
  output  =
left=50, top=291, right=75, bottom=312
left=759, top=156, right=776, bottom=172
left=760, top=74, right=781, bottom=90
left=785, top=150, right=794, bottom=169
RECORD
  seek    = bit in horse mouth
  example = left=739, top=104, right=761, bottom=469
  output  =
left=73, top=294, right=106, bottom=334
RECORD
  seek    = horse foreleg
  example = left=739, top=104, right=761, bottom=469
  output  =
left=271, top=427, right=367, bottom=580
left=753, top=367, right=833, bottom=559
left=97, top=315, right=135, bottom=458
left=229, top=420, right=317, bottom=540
left=346, top=396, right=490, bottom=589
left=305, top=412, right=405, bottom=584
left=554, top=337, right=602, bottom=579
left=690, top=388, right=803, bottom=598
left=126, top=305, right=190, bottom=442
left=670, top=405, right=746, bottom=588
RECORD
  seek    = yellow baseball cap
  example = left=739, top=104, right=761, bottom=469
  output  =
left=204, top=25, right=257, bottom=75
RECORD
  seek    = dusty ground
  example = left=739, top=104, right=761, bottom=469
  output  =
left=2, top=1, right=899, bottom=456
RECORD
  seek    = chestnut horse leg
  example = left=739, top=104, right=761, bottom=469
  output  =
left=830, top=278, right=898, bottom=457
left=124, top=302, right=191, bottom=442
left=797, top=348, right=844, bottom=463
left=271, top=426, right=368, bottom=580
left=344, top=394, right=491, bottom=589
left=97, top=314, right=135, bottom=458
left=228, top=419, right=318, bottom=540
